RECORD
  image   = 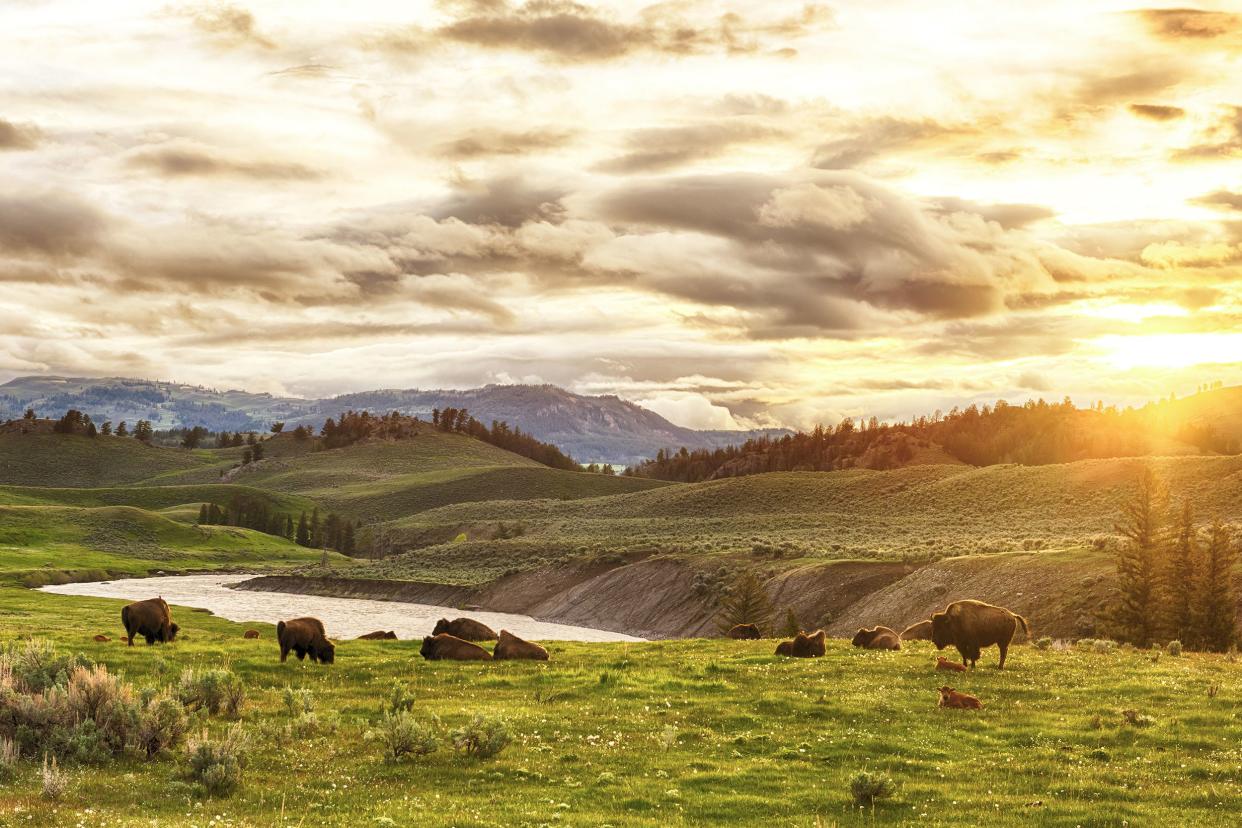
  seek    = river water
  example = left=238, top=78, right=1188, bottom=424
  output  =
left=40, top=574, right=642, bottom=642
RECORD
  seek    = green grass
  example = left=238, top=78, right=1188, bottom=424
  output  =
left=0, top=504, right=341, bottom=587
left=0, top=433, right=206, bottom=487
left=0, top=483, right=314, bottom=519
left=1, top=589, right=1240, bottom=826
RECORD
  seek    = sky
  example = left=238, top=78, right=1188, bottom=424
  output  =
left=1, top=1, right=1241, bottom=430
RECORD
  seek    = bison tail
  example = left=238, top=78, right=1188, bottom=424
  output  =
left=120, top=605, right=130, bottom=630
left=276, top=620, right=286, bottom=639
left=1015, top=613, right=1031, bottom=640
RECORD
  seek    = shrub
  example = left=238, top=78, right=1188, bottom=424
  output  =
left=376, top=711, right=438, bottom=763
left=4, top=639, right=91, bottom=694
left=386, top=684, right=415, bottom=716
left=185, top=726, right=247, bottom=798
left=450, top=715, right=511, bottom=760
left=134, top=694, right=189, bottom=758
left=1167, top=640, right=1183, bottom=656
left=41, top=754, right=67, bottom=800
left=850, top=771, right=895, bottom=807
left=66, top=665, right=138, bottom=755
left=0, top=737, right=17, bottom=782
left=283, top=687, right=315, bottom=717
left=1035, top=637, right=1053, bottom=650
left=177, top=669, right=245, bottom=718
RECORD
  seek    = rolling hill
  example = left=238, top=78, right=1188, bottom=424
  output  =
left=0, top=375, right=787, bottom=464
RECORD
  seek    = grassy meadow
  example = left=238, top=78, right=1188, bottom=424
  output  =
left=1, top=587, right=1241, bottom=826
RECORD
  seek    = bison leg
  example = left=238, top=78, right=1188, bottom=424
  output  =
left=280, top=644, right=289, bottom=662
left=144, top=633, right=156, bottom=645
left=295, top=646, right=307, bottom=661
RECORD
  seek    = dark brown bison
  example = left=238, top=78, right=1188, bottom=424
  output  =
left=791, top=629, right=826, bottom=658
left=936, top=656, right=968, bottom=672
left=277, top=617, right=336, bottom=664
left=852, top=626, right=901, bottom=650
left=121, top=597, right=179, bottom=646
left=938, top=686, right=983, bottom=709
left=727, top=623, right=762, bottom=640
left=432, top=617, right=497, bottom=641
left=930, top=600, right=1030, bottom=669
left=774, top=639, right=794, bottom=656
left=243, top=629, right=260, bottom=639
left=420, top=633, right=492, bottom=661
left=900, top=620, right=933, bottom=641
left=356, top=630, right=397, bottom=640
left=493, top=630, right=549, bottom=661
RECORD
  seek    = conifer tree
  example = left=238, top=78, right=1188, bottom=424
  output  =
left=116, top=421, right=128, bottom=437
left=780, top=607, right=801, bottom=637
left=342, top=522, right=356, bottom=556
left=285, top=515, right=294, bottom=540
left=1107, top=467, right=1165, bottom=647
left=296, top=512, right=310, bottom=546
left=1162, top=500, right=1197, bottom=644
left=198, top=503, right=209, bottom=525
left=1193, top=519, right=1238, bottom=652
left=716, top=570, right=773, bottom=634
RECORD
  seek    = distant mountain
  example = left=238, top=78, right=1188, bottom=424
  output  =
left=0, top=376, right=788, bottom=465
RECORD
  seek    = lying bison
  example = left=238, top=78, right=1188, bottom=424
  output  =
left=121, top=597, right=179, bottom=646
left=936, top=656, right=967, bottom=672
left=792, top=629, right=826, bottom=658
left=852, top=626, right=901, bottom=650
left=356, top=630, right=397, bottom=640
left=493, top=630, right=549, bottom=661
left=243, top=629, right=260, bottom=639
left=420, top=633, right=492, bottom=661
left=938, top=686, right=983, bottom=710
left=774, top=639, right=794, bottom=656
left=930, top=599, right=1030, bottom=669
left=900, top=620, right=933, bottom=641
left=432, top=617, right=497, bottom=641
left=277, top=617, right=336, bottom=664
left=727, top=623, right=762, bottom=640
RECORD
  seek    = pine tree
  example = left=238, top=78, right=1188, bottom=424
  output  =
left=295, top=512, right=310, bottom=546
left=715, top=570, right=773, bottom=634
left=310, top=508, right=321, bottom=549
left=1162, top=500, right=1197, bottom=644
left=116, top=421, right=128, bottom=437
left=1193, top=519, right=1238, bottom=652
left=780, top=607, right=801, bottom=637
left=285, top=515, right=294, bottom=540
left=1106, top=467, right=1165, bottom=647
left=198, top=503, right=209, bottom=525
left=341, top=522, right=355, bottom=556
left=23, top=408, right=35, bottom=420
left=100, top=421, right=112, bottom=436
left=134, top=420, right=153, bottom=442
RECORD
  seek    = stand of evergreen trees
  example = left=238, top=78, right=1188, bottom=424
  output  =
left=1104, top=468, right=1238, bottom=652
left=197, top=499, right=356, bottom=556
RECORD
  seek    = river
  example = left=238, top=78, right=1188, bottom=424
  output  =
left=40, top=574, right=643, bottom=642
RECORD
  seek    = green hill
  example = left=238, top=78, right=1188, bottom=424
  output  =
left=0, top=433, right=209, bottom=487
left=0, top=483, right=313, bottom=518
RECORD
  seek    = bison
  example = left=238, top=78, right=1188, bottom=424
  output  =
left=900, top=620, right=933, bottom=641
left=774, top=639, right=795, bottom=656
left=243, top=629, right=260, bottom=639
left=930, top=599, right=1030, bottom=669
left=852, top=626, right=901, bottom=650
left=432, top=617, right=497, bottom=641
left=493, top=630, right=549, bottom=661
left=791, top=629, right=826, bottom=658
left=356, top=630, right=398, bottom=640
left=420, top=633, right=492, bottom=661
left=727, top=623, right=762, bottom=640
left=936, top=656, right=968, bottom=672
left=121, top=597, right=179, bottom=646
left=938, top=686, right=983, bottom=710
left=277, top=617, right=335, bottom=664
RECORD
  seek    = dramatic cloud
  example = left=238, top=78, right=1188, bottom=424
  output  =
left=1129, top=103, right=1185, bottom=121
left=124, top=143, right=322, bottom=180
left=1137, top=8, right=1242, bottom=41
left=1193, top=190, right=1242, bottom=212
left=0, top=118, right=40, bottom=150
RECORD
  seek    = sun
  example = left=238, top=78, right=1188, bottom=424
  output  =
left=1094, top=333, right=1242, bottom=370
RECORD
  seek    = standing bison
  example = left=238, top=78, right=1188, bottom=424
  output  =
left=121, top=597, right=179, bottom=646
left=493, top=630, right=549, bottom=661
left=852, top=626, right=902, bottom=650
left=277, top=617, right=336, bottom=664
left=727, top=623, right=762, bottom=640
left=930, top=600, right=1030, bottom=669
left=432, top=617, right=497, bottom=641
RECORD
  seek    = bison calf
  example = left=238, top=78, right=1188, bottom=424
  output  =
left=243, top=629, right=260, bottom=639
left=727, top=623, right=761, bottom=640
left=852, top=626, right=901, bottom=650
left=121, top=597, right=179, bottom=646
left=938, top=686, right=983, bottom=710
left=936, top=656, right=968, bottom=672
left=420, top=633, right=492, bottom=661
left=277, top=617, right=335, bottom=664
left=493, top=630, right=549, bottom=661
left=432, top=617, right=497, bottom=641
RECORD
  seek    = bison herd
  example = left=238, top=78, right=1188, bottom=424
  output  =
left=114, top=600, right=552, bottom=665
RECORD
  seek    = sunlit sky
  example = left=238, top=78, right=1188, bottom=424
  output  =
left=2, top=1, right=1241, bottom=429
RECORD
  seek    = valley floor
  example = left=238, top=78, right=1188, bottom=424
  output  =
left=1, top=586, right=1240, bottom=826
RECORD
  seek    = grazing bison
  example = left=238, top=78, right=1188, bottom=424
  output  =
left=493, top=630, right=549, bottom=661
left=420, top=633, right=492, bottom=661
left=121, top=597, right=179, bottom=646
left=93, top=634, right=110, bottom=643
left=930, top=599, right=1030, bottom=669
left=852, top=626, right=902, bottom=650
left=774, top=639, right=795, bottom=656
left=938, top=686, right=983, bottom=710
left=727, top=623, right=762, bottom=640
left=276, top=617, right=335, bottom=664
left=243, top=629, right=260, bottom=639
left=936, top=656, right=968, bottom=672
left=791, top=629, right=826, bottom=658
left=900, top=620, right=934, bottom=641
left=356, top=630, right=397, bottom=640
left=432, top=617, right=497, bottom=641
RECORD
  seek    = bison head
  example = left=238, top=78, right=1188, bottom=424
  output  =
left=420, top=636, right=437, bottom=660
left=930, top=613, right=951, bottom=650
left=167, top=623, right=180, bottom=642
left=432, top=619, right=450, bottom=636
left=318, top=639, right=336, bottom=664
left=851, top=628, right=869, bottom=647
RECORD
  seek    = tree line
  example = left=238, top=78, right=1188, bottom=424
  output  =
left=1104, top=468, right=1238, bottom=652
left=198, top=499, right=356, bottom=556
left=625, top=396, right=1223, bottom=482
left=47, top=409, right=154, bottom=441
